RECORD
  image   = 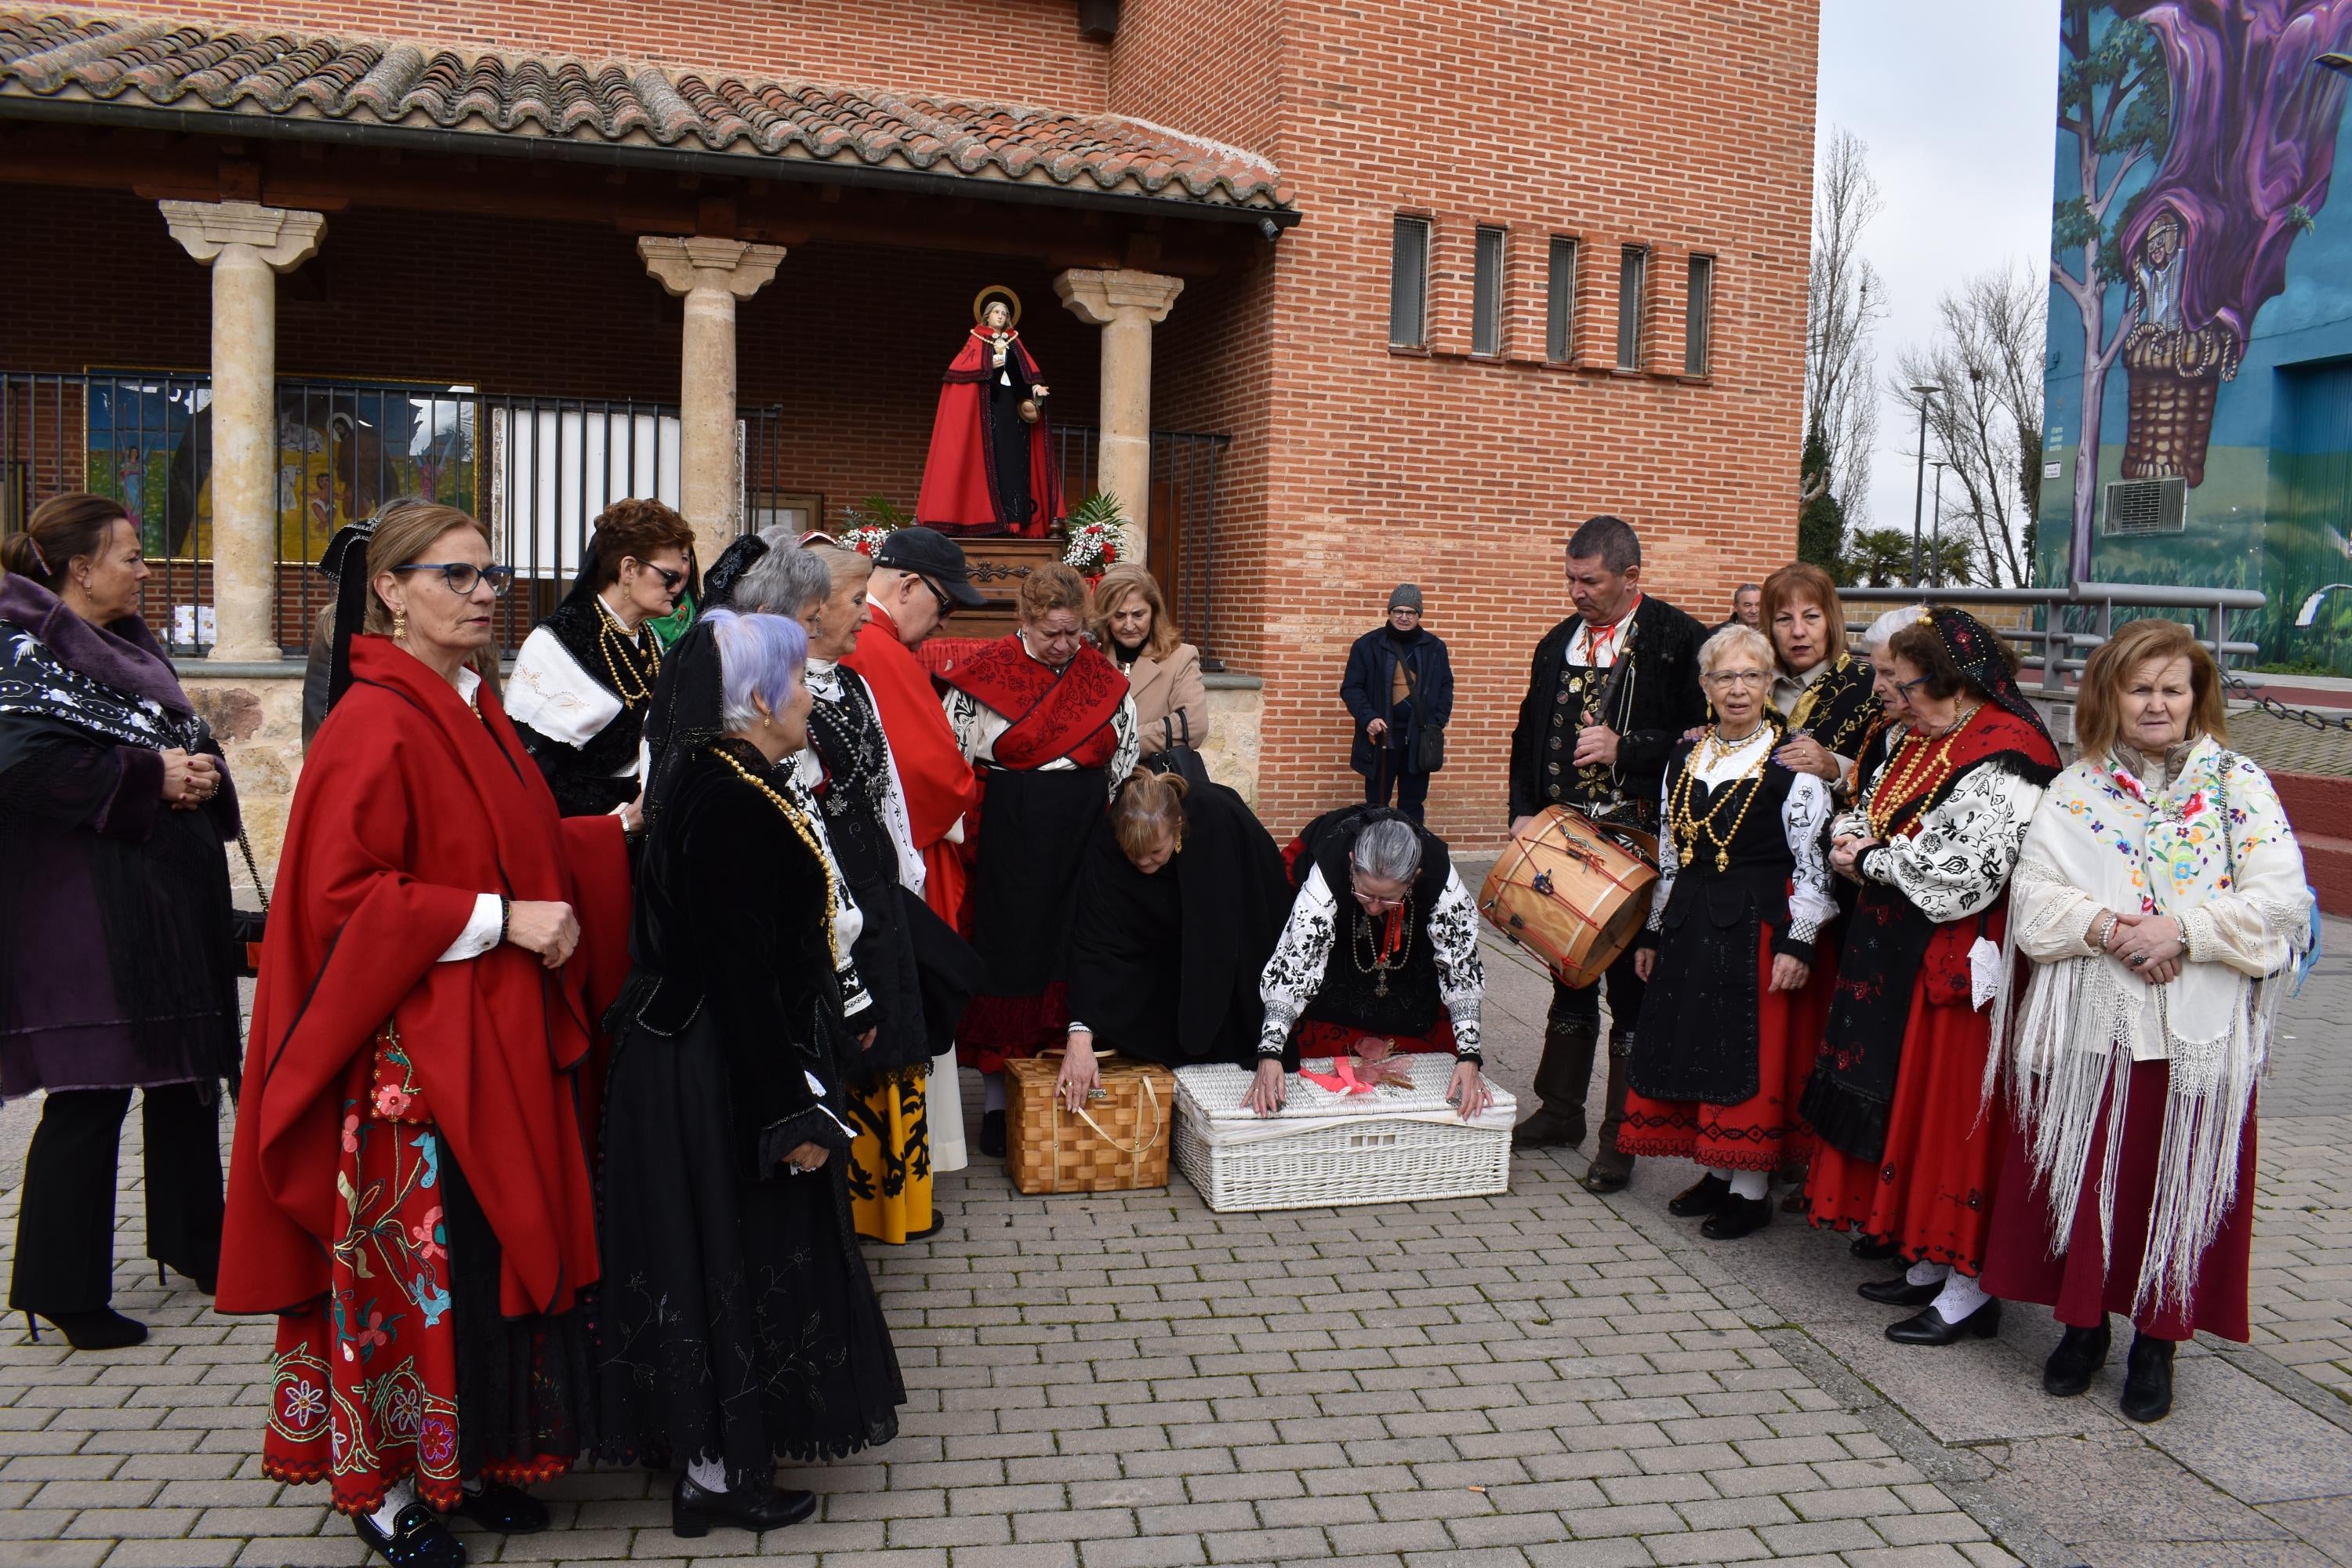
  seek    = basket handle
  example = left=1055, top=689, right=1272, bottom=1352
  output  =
left=1049, top=1073, right=1163, bottom=1192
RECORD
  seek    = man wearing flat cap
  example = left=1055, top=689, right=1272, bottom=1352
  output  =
left=1341, top=585, right=1452, bottom=825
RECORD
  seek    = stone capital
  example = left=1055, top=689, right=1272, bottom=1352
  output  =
left=638, top=235, right=786, bottom=299
left=159, top=200, right=326, bottom=270
left=1054, top=267, right=1185, bottom=326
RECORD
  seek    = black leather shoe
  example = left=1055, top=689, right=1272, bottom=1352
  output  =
left=27, top=1308, right=147, bottom=1351
left=1668, top=1174, right=1731, bottom=1218
left=452, top=1482, right=548, bottom=1534
left=1580, top=1157, right=1632, bottom=1195
left=671, top=1472, right=818, bottom=1537
left=978, top=1109, right=1006, bottom=1160
left=1886, top=1298, right=2002, bottom=1345
left=1700, top=1195, right=1773, bottom=1240
left=2042, top=1320, right=2111, bottom=1398
left=1857, top=1273, right=1942, bottom=1307
left=2121, top=1332, right=2176, bottom=1423
left=354, top=1502, right=468, bottom=1568
left=1510, top=1108, right=1585, bottom=1149
left=1851, top=1235, right=1902, bottom=1261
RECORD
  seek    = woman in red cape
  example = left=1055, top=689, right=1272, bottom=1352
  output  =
left=915, top=289, right=1061, bottom=536
left=939, top=563, right=1136, bottom=1155
left=1801, top=608, right=2060, bottom=1348
left=220, top=504, right=628, bottom=1568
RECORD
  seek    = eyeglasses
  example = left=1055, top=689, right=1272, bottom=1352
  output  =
left=1893, top=675, right=1931, bottom=698
left=392, top=562, right=514, bottom=597
left=630, top=560, right=686, bottom=592
left=1704, top=670, right=1769, bottom=688
left=919, top=576, right=956, bottom=618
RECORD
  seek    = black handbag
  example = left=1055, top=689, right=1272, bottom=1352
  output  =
left=230, top=826, right=269, bottom=978
left=1143, top=710, right=1211, bottom=789
left=1403, top=660, right=1446, bottom=773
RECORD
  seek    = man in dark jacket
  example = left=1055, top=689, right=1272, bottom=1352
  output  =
left=1504, top=517, right=1708, bottom=1192
left=1341, top=584, right=1452, bottom=824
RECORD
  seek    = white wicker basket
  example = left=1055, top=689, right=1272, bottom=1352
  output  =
left=1173, top=1054, right=1515, bottom=1213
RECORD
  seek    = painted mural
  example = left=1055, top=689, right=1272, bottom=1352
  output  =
left=2044, top=0, right=2352, bottom=670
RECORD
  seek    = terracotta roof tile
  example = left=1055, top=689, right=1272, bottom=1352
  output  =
left=0, top=8, right=1295, bottom=213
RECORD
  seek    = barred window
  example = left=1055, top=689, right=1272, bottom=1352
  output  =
left=1472, top=226, right=1504, bottom=356
left=1389, top=216, right=1430, bottom=348
left=1546, top=238, right=1577, bottom=362
left=1616, top=245, right=1646, bottom=369
left=1685, top=254, right=1715, bottom=376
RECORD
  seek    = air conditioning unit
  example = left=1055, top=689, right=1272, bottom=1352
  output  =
left=2103, top=477, right=2188, bottom=536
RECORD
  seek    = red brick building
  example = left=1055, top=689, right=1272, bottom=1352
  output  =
left=0, top=1, right=1818, bottom=855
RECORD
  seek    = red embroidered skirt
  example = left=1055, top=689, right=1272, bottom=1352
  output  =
left=261, top=1030, right=578, bottom=1515
left=1802, top=974, right=2005, bottom=1274
left=1292, top=1015, right=1460, bottom=1058
left=1617, top=925, right=1835, bottom=1173
left=1980, top=1058, right=2255, bottom=1342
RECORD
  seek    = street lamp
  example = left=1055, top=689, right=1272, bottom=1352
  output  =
left=1908, top=383, right=1945, bottom=586
left=1929, top=460, right=1948, bottom=587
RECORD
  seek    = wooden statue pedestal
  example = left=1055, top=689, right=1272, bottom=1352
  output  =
left=949, top=533, right=1064, bottom=641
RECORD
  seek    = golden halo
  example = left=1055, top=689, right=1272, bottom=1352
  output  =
left=971, top=285, right=1022, bottom=328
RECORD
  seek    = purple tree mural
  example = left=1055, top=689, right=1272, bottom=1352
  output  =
left=2056, top=0, right=2352, bottom=581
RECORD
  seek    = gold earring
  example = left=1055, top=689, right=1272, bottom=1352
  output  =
left=391, top=608, right=408, bottom=640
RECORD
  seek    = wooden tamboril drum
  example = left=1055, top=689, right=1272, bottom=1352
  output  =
left=1477, top=806, right=1658, bottom=989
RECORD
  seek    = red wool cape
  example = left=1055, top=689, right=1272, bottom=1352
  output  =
left=220, top=637, right=626, bottom=1322
left=939, top=634, right=1127, bottom=770
left=914, top=328, right=1061, bottom=535
left=843, top=601, right=983, bottom=924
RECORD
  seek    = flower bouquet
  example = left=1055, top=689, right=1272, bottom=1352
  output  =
left=1061, top=491, right=1130, bottom=579
left=840, top=495, right=910, bottom=557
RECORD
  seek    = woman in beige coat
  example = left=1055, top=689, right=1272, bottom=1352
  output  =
left=1091, top=564, right=1207, bottom=757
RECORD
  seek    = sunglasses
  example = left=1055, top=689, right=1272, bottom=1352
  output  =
left=392, top=561, right=514, bottom=597
left=631, top=559, right=687, bottom=592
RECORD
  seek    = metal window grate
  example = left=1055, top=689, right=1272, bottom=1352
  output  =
left=1684, top=255, right=1714, bottom=376
left=1472, top=226, right=1504, bottom=357
left=1546, top=238, right=1577, bottom=361
left=2103, top=477, right=2187, bottom=535
left=1617, top=246, right=1646, bottom=368
left=1389, top=216, right=1430, bottom=348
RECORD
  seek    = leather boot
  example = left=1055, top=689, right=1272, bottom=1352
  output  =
left=2120, top=1332, right=2176, bottom=1423
left=1580, top=1036, right=1637, bottom=1193
left=2042, top=1319, right=2111, bottom=1398
left=1515, top=1013, right=1597, bottom=1148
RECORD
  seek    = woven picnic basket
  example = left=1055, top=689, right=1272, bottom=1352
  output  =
left=1172, top=1054, right=1514, bottom=1213
left=1002, top=1051, right=1174, bottom=1194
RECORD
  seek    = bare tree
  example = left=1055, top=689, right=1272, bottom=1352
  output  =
left=1893, top=264, right=2047, bottom=588
left=1806, top=128, right=1889, bottom=527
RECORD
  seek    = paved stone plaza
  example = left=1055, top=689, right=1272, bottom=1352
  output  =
left=2, top=921, right=2347, bottom=1568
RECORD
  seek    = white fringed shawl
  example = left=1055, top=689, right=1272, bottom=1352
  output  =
left=1988, top=735, right=2311, bottom=1317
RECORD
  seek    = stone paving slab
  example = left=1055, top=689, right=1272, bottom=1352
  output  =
left=0, top=920, right=2345, bottom=1567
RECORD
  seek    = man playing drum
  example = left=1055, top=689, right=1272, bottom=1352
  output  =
left=1504, top=515, right=1708, bottom=1192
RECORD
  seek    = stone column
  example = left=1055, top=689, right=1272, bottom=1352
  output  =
left=1054, top=268, right=1184, bottom=561
left=638, top=237, right=786, bottom=566
left=161, top=201, right=326, bottom=662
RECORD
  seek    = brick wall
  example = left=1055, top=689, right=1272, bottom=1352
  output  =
left=99, top=0, right=1110, bottom=104
left=1113, top=0, right=1819, bottom=848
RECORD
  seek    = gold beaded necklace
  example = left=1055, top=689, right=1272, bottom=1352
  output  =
left=1668, top=725, right=1772, bottom=873
left=596, top=597, right=660, bottom=708
left=710, top=745, right=842, bottom=967
left=1864, top=703, right=1980, bottom=842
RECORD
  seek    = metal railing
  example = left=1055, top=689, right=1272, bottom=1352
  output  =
left=1051, top=424, right=1232, bottom=660
left=1840, top=582, right=2269, bottom=694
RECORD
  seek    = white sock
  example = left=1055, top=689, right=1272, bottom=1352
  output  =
left=1705, top=1165, right=1733, bottom=1182
left=1728, top=1169, right=1768, bottom=1200
left=1931, top=1270, right=1991, bottom=1323
left=983, top=1073, right=1007, bottom=1113
left=368, top=1476, right=419, bottom=1532
left=687, top=1456, right=728, bottom=1494
left=1905, top=1259, right=1950, bottom=1287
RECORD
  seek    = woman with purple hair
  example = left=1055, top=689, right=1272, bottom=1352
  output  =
left=596, top=609, right=903, bottom=1537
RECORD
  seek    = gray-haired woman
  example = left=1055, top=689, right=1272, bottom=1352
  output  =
left=1250, top=807, right=1490, bottom=1118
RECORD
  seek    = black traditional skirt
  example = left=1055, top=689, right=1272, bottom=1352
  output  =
left=596, top=1010, right=904, bottom=1485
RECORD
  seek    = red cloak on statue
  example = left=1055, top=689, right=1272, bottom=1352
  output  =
left=842, top=599, right=983, bottom=926
left=916, top=328, right=1062, bottom=536
left=220, top=636, right=630, bottom=1322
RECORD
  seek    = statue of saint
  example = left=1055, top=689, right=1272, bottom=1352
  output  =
left=916, top=286, right=1062, bottom=536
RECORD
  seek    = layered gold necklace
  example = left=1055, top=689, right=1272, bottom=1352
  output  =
left=1864, top=703, right=1981, bottom=842
left=1668, top=724, right=1771, bottom=873
left=710, top=745, right=842, bottom=967
left=597, top=597, right=660, bottom=707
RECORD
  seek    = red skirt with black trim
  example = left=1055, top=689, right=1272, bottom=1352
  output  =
left=1617, top=924, right=1836, bottom=1173
left=1291, top=1016, right=1460, bottom=1058
left=1802, top=971, right=2006, bottom=1275
left=1980, top=1058, right=2255, bottom=1342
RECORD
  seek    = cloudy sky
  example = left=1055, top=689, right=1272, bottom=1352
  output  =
left=1816, top=0, right=2061, bottom=532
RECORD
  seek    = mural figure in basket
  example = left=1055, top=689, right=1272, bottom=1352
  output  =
left=2048, top=0, right=2352, bottom=668
left=1251, top=808, right=1492, bottom=1123
left=916, top=285, right=1062, bottom=537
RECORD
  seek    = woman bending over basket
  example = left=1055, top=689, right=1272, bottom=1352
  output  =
left=1250, top=809, right=1491, bottom=1120
left=1053, top=769, right=1291, bottom=1112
